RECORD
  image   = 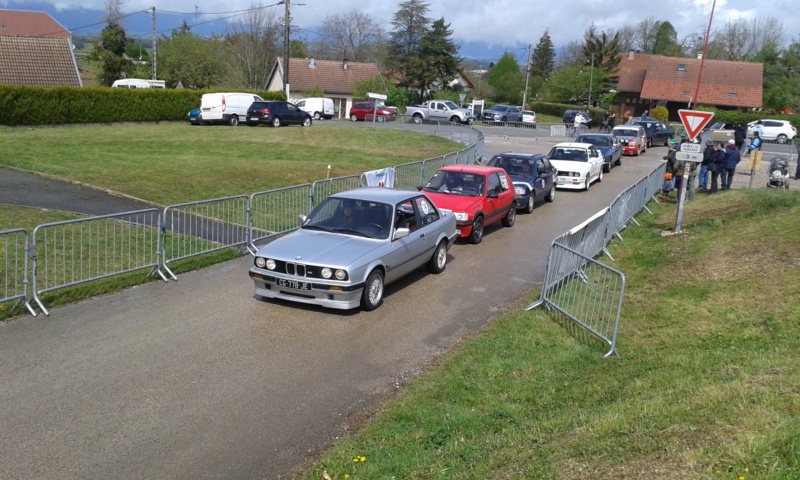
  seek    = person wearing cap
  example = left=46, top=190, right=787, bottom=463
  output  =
left=721, top=139, right=741, bottom=191
left=747, top=131, right=763, bottom=155
left=709, top=142, right=726, bottom=194
left=699, top=138, right=715, bottom=190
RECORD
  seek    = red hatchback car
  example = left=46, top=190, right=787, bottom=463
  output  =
left=421, top=165, right=516, bottom=244
left=349, top=101, right=397, bottom=122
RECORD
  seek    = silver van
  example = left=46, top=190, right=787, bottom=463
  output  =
left=200, top=92, right=265, bottom=126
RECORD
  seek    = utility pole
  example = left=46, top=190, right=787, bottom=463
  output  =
left=521, top=43, right=531, bottom=110
left=587, top=54, right=594, bottom=108
left=283, top=0, right=290, bottom=97
left=151, top=6, right=157, bottom=80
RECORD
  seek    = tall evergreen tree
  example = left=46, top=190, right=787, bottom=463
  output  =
left=530, top=30, right=555, bottom=79
left=582, top=25, right=621, bottom=73
left=417, top=18, right=461, bottom=100
left=652, top=21, right=682, bottom=56
left=387, top=0, right=431, bottom=88
left=90, top=22, right=130, bottom=86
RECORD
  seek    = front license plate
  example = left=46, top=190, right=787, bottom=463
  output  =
left=276, top=278, right=311, bottom=290
left=456, top=228, right=462, bottom=235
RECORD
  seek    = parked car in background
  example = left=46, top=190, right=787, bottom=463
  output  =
left=612, top=125, right=647, bottom=156
left=481, top=105, right=523, bottom=123
left=421, top=164, right=517, bottom=244
left=547, top=142, right=605, bottom=191
left=201, top=92, right=265, bottom=126
left=701, top=121, right=737, bottom=143
left=748, top=119, right=797, bottom=143
left=111, top=78, right=166, bottom=89
left=245, top=101, right=312, bottom=127
left=404, top=100, right=473, bottom=124
left=486, top=152, right=556, bottom=213
left=630, top=116, right=675, bottom=147
left=295, top=97, right=334, bottom=120
left=563, top=109, right=593, bottom=127
left=521, top=110, right=537, bottom=126
left=249, top=188, right=457, bottom=311
left=575, top=133, right=622, bottom=172
left=187, top=108, right=202, bottom=125
left=349, top=101, right=398, bottom=122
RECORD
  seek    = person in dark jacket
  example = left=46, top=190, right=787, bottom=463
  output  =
left=734, top=123, right=747, bottom=151
left=710, top=142, right=726, bottom=194
left=699, top=138, right=715, bottom=190
left=721, top=139, right=740, bottom=190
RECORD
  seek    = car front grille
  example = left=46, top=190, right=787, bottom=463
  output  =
left=274, top=260, right=325, bottom=279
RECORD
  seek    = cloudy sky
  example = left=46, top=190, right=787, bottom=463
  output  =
left=4, top=0, right=798, bottom=59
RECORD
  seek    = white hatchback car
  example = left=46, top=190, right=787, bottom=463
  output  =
left=547, top=142, right=605, bottom=191
left=748, top=119, right=797, bottom=144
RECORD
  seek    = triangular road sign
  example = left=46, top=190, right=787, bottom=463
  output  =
left=678, top=109, right=714, bottom=141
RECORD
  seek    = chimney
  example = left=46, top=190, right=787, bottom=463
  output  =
left=309, top=58, right=315, bottom=68
left=343, top=58, right=348, bottom=71
left=697, top=53, right=703, bottom=60
left=628, top=51, right=634, bottom=61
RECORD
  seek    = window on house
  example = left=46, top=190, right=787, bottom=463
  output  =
left=677, top=64, right=687, bottom=71
left=727, top=92, right=738, bottom=98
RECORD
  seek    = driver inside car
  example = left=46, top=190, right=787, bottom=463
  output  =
left=443, top=174, right=463, bottom=192
left=335, top=200, right=358, bottom=228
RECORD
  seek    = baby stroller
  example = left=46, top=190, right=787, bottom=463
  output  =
left=767, top=156, right=790, bottom=189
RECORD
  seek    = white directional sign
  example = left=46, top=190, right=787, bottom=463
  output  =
left=367, top=92, right=387, bottom=100
left=676, top=152, right=703, bottom=162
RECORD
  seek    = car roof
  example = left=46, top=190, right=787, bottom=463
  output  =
left=551, top=142, right=594, bottom=149
left=439, top=164, right=506, bottom=175
left=575, top=133, right=613, bottom=138
left=331, top=187, right=424, bottom=204
left=493, top=152, right=546, bottom=159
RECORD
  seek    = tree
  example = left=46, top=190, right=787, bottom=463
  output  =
left=758, top=41, right=800, bottom=110
left=487, top=52, right=524, bottom=105
left=633, top=17, right=662, bottom=54
left=158, top=25, right=225, bottom=89
left=530, top=30, right=555, bottom=79
left=416, top=18, right=461, bottom=100
left=223, top=3, right=282, bottom=89
left=652, top=21, right=682, bottom=56
left=582, top=24, right=621, bottom=74
left=311, top=11, right=384, bottom=62
left=387, top=0, right=431, bottom=89
left=90, top=22, right=130, bottom=86
left=705, top=17, right=786, bottom=61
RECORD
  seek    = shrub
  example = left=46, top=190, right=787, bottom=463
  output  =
left=651, top=106, right=668, bottom=122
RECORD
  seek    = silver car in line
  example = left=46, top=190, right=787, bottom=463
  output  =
left=249, top=187, right=457, bottom=311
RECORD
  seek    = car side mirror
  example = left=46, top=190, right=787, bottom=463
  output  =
left=393, top=228, right=410, bottom=240
left=298, top=214, right=307, bottom=224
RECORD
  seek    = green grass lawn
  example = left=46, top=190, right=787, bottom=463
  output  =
left=297, top=189, right=800, bottom=480
left=0, top=123, right=458, bottom=206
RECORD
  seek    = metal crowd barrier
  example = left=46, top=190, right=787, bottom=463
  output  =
left=161, top=196, right=250, bottom=280
left=527, top=162, right=665, bottom=357
left=0, top=228, right=35, bottom=316
left=310, top=174, right=363, bottom=209
left=31, top=209, right=163, bottom=316
left=248, top=184, right=312, bottom=254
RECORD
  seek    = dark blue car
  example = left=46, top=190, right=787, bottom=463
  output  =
left=486, top=153, right=556, bottom=213
left=630, top=116, right=675, bottom=147
left=575, top=133, right=623, bottom=173
left=187, top=108, right=202, bottom=125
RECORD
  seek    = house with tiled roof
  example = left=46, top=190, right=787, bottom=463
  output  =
left=266, top=58, right=383, bottom=119
left=615, top=52, right=762, bottom=121
left=0, top=9, right=82, bottom=87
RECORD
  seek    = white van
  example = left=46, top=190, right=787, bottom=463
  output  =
left=295, top=97, right=334, bottom=120
left=200, top=92, right=265, bottom=126
left=111, top=78, right=166, bottom=89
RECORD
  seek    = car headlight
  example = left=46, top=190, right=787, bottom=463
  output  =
left=255, top=257, right=266, bottom=268
left=266, top=259, right=276, bottom=270
left=321, top=267, right=332, bottom=279
left=515, top=187, right=525, bottom=195
left=334, top=269, right=346, bottom=280
left=454, top=212, right=468, bottom=221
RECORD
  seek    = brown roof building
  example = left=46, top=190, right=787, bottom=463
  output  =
left=0, top=9, right=82, bottom=87
left=615, top=52, right=762, bottom=120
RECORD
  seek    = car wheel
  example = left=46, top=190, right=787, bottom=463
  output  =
left=228, top=115, right=239, bottom=127
left=501, top=205, right=516, bottom=227
left=412, top=114, right=423, bottom=124
left=426, top=241, right=448, bottom=274
left=468, top=216, right=484, bottom=244
left=361, top=269, right=384, bottom=311
left=450, top=115, right=460, bottom=124
left=313, top=112, right=321, bottom=120
left=598, top=168, right=603, bottom=183
left=546, top=186, right=555, bottom=203
left=603, top=161, right=611, bottom=173
left=271, top=116, right=282, bottom=128
left=584, top=178, right=590, bottom=191
left=647, top=138, right=652, bottom=148
left=350, top=114, right=358, bottom=122
left=777, top=134, right=788, bottom=144
left=616, top=156, right=622, bottom=167
left=377, top=115, right=386, bottom=123
left=524, top=196, right=534, bottom=214
left=302, top=117, right=312, bottom=127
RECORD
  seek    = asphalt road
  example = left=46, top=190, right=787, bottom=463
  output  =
left=0, top=130, right=664, bottom=479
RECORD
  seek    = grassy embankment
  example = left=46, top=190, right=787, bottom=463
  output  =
left=295, top=188, right=800, bottom=480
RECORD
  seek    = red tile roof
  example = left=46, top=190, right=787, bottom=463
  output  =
left=616, top=52, right=762, bottom=108
left=0, top=36, right=82, bottom=87
left=0, top=10, right=70, bottom=38
left=280, top=58, right=381, bottom=95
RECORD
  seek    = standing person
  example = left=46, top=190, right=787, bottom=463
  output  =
left=699, top=138, right=715, bottom=190
left=573, top=111, right=586, bottom=136
left=734, top=122, right=747, bottom=152
left=623, top=111, right=631, bottom=124
left=686, top=147, right=699, bottom=201
left=747, top=131, right=763, bottom=156
left=607, top=112, right=616, bottom=130
left=600, top=112, right=610, bottom=132
left=709, top=142, right=726, bottom=194
left=795, top=141, right=800, bottom=180
left=721, top=139, right=740, bottom=190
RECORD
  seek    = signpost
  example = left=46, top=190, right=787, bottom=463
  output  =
left=678, top=109, right=714, bottom=141
left=674, top=111, right=714, bottom=233
left=366, top=92, right=388, bottom=128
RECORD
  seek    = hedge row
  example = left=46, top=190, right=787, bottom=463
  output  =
left=527, top=101, right=607, bottom=123
left=0, top=86, right=285, bottom=126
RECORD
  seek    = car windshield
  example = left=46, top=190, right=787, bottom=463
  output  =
left=443, top=101, right=459, bottom=109
left=487, top=156, right=537, bottom=176
left=576, top=136, right=611, bottom=147
left=614, top=129, right=639, bottom=138
left=491, top=106, right=509, bottom=112
left=302, top=197, right=392, bottom=239
left=423, top=171, right=485, bottom=196
left=548, top=148, right=588, bottom=162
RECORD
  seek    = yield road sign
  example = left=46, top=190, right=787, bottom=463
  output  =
left=678, top=109, right=714, bottom=141
left=676, top=152, right=703, bottom=162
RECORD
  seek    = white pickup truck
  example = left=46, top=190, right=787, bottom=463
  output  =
left=404, top=100, right=473, bottom=125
